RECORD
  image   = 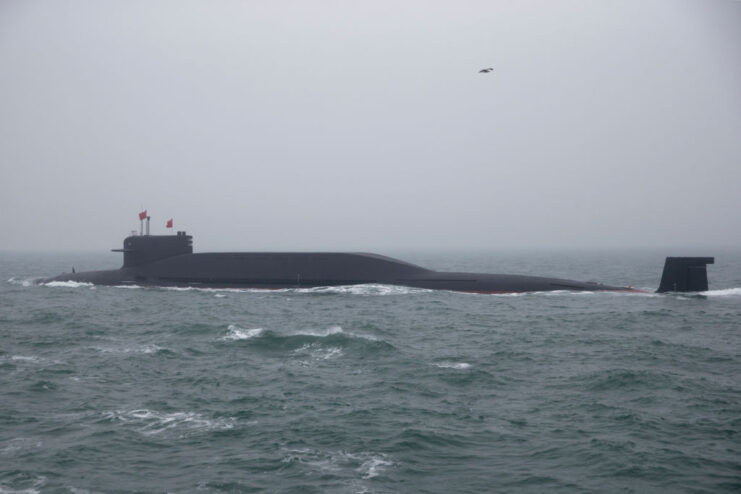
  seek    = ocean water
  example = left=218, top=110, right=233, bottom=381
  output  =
left=1, top=249, right=740, bottom=493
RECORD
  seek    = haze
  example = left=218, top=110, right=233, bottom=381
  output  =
left=1, top=0, right=740, bottom=252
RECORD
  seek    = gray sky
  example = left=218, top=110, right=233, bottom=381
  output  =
left=1, top=0, right=740, bottom=251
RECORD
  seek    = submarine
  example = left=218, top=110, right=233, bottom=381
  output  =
left=42, top=219, right=714, bottom=294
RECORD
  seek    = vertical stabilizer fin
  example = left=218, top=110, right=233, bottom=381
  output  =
left=657, top=257, right=714, bottom=293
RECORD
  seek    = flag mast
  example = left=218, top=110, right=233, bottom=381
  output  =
left=138, top=209, right=147, bottom=236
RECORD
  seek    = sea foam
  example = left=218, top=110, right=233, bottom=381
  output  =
left=291, top=325, right=345, bottom=337
left=42, top=281, right=94, bottom=289
left=289, top=325, right=378, bottom=341
left=293, top=343, right=344, bottom=361
left=6, top=277, right=36, bottom=287
left=222, top=325, right=264, bottom=340
left=434, top=361, right=472, bottom=370
left=102, top=409, right=234, bottom=436
left=93, top=344, right=164, bottom=355
left=281, top=449, right=392, bottom=480
left=703, top=287, right=741, bottom=297
left=298, top=284, right=430, bottom=296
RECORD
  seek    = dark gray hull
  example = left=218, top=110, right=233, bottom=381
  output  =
left=41, top=232, right=713, bottom=293
left=44, top=252, right=631, bottom=293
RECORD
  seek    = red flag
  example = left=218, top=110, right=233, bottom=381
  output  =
left=138, top=210, right=147, bottom=220
left=166, top=219, right=173, bottom=228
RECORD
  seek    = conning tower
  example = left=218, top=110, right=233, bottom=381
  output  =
left=113, top=231, right=192, bottom=268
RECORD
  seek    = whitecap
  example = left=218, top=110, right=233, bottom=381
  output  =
left=42, top=280, right=93, bottom=288
left=703, top=287, right=741, bottom=297
left=5, top=355, right=62, bottom=366
left=458, top=290, right=547, bottom=297
left=289, top=325, right=378, bottom=341
left=102, top=409, right=234, bottom=435
left=301, top=284, right=430, bottom=296
left=160, top=286, right=256, bottom=294
left=281, top=449, right=392, bottom=479
left=357, top=455, right=393, bottom=479
left=10, top=355, right=41, bottom=363
left=67, top=488, right=95, bottom=494
left=292, top=325, right=345, bottom=337
left=434, top=361, right=471, bottom=370
left=93, top=344, right=163, bottom=354
left=460, top=288, right=658, bottom=297
left=6, top=277, right=36, bottom=287
left=292, top=343, right=344, bottom=361
left=220, top=284, right=431, bottom=296
left=623, top=290, right=662, bottom=297
left=321, top=347, right=344, bottom=359
left=222, top=325, right=264, bottom=340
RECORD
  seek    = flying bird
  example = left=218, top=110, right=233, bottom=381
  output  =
left=479, top=67, right=493, bottom=73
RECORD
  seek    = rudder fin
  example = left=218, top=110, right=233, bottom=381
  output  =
left=657, top=257, right=714, bottom=293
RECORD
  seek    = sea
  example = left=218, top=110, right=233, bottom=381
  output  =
left=1, top=249, right=740, bottom=493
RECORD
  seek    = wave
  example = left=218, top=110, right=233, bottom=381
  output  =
left=295, top=284, right=430, bottom=296
left=703, top=287, right=741, bottom=297
left=291, top=325, right=346, bottom=338
left=645, top=287, right=741, bottom=299
left=148, top=284, right=741, bottom=298
left=461, top=288, right=658, bottom=298
left=8, top=277, right=95, bottom=289
left=222, top=324, right=378, bottom=343
left=287, top=325, right=379, bottom=342
left=127, top=283, right=430, bottom=296
left=101, top=409, right=234, bottom=436
left=358, top=454, right=394, bottom=479
left=158, top=286, right=255, bottom=293
left=433, top=361, right=471, bottom=370
left=1, top=355, right=62, bottom=366
left=6, top=277, right=38, bottom=287
left=281, top=449, right=392, bottom=480
left=112, top=285, right=262, bottom=297
left=10, top=355, right=41, bottom=363
left=0, top=437, right=43, bottom=456
left=220, top=325, right=391, bottom=359
left=0, top=474, right=46, bottom=494
left=41, top=280, right=94, bottom=289
left=92, top=344, right=166, bottom=355
left=292, top=343, right=344, bottom=362
left=222, top=325, right=265, bottom=340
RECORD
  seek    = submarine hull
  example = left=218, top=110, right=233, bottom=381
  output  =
left=43, top=252, right=630, bottom=293
left=41, top=232, right=712, bottom=293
